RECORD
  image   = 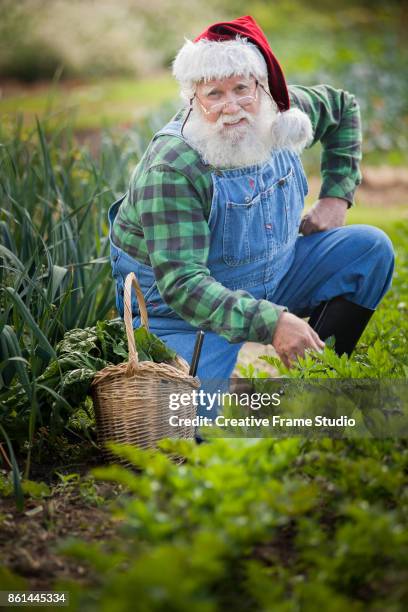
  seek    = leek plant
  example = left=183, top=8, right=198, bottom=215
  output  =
left=0, top=114, right=152, bottom=471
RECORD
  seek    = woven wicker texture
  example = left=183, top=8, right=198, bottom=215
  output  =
left=91, top=272, right=200, bottom=461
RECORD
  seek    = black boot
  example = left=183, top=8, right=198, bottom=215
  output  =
left=309, top=296, right=375, bottom=357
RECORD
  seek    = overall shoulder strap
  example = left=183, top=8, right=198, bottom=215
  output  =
left=153, top=115, right=186, bottom=142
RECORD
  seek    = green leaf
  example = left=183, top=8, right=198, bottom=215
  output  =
left=133, top=327, right=177, bottom=363
left=22, top=479, right=51, bottom=498
left=4, top=287, right=56, bottom=360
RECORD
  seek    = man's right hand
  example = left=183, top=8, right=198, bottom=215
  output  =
left=272, top=312, right=325, bottom=368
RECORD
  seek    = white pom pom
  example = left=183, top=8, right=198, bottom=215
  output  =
left=270, top=107, right=313, bottom=152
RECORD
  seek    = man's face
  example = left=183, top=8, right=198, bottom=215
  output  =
left=183, top=73, right=277, bottom=168
left=195, top=75, right=261, bottom=129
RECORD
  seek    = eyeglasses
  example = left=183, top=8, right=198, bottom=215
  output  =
left=180, top=79, right=273, bottom=136
left=196, top=79, right=260, bottom=115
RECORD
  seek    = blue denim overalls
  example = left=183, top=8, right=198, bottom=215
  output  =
left=108, top=117, right=395, bottom=414
left=109, top=117, right=306, bottom=390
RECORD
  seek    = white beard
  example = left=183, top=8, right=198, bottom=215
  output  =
left=183, top=92, right=313, bottom=169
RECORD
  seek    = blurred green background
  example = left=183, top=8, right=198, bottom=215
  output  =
left=0, top=0, right=407, bottom=216
left=1, top=1, right=407, bottom=157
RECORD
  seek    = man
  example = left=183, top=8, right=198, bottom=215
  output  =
left=109, top=15, right=394, bottom=384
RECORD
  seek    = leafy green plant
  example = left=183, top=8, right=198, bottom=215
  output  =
left=0, top=117, right=146, bottom=458
left=1, top=315, right=178, bottom=471
left=55, top=436, right=408, bottom=611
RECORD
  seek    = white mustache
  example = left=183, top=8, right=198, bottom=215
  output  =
left=217, top=111, right=253, bottom=128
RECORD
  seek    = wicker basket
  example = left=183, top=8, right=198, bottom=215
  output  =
left=91, top=272, right=200, bottom=461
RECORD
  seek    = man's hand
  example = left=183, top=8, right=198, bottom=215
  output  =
left=300, top=197, right=348, bottom=236
left=272, top=312, right=325, bottom=368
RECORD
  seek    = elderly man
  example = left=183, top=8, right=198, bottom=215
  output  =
left=108, top=15, right=394, bottom=383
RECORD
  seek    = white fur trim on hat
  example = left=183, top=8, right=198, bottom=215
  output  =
left=173, top=37, right=268, bottom=99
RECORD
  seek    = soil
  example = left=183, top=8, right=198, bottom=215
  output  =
left=309, top=168, right=408, bottom=208
left=0, top=479, right=122, bottom=590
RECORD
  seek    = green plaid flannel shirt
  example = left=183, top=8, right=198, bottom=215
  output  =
left=112, top=84, right=362, bottom=344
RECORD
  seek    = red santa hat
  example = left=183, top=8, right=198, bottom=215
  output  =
left=173, top=15, right=289, bottom=110
left=172, top=16, right=313, bottom=151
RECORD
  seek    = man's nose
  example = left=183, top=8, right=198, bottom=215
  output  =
left=222, top=99, right=241, bottom=114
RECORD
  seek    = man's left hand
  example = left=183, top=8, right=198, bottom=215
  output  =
left=300, top=197, right=348, bottom=236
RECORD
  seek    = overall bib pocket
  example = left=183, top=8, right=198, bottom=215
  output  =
left=262, top=168, right=303, bottom=252
left=222, top=193, right=267, bottom=266
left=221, top=166, right=303, bottom=266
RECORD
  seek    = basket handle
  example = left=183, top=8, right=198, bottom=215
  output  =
left=124, top=272, right=150, bottom=365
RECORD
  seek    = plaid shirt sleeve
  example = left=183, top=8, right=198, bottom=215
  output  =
left=289, top=84, right=362, bottom=206
left=135, top=162, right=286, bottom=344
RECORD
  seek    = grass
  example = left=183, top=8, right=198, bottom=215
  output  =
left=347, top=206, right=408, bottom=235
left=303, top=183, right=408, bottom=236
left=0, top=75, right=179, bottom=130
